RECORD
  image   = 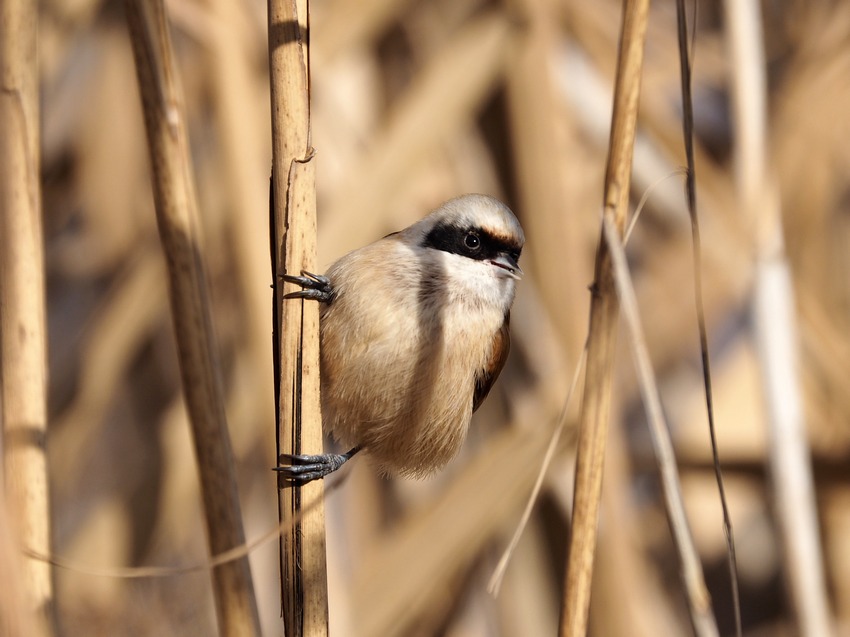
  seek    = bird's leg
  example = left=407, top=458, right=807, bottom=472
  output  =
left=277, top=269, right=338, bottom=487
left=275, top=446, right=361, bottom=487
left=280, top=270, right=334, bottom=303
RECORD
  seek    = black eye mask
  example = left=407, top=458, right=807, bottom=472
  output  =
left=422, top=222, right=522, bottom=264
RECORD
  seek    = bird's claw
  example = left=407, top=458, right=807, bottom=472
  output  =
left=280, top=271, right=334, bottom=303
left=274, top=448, right=360, bottom=487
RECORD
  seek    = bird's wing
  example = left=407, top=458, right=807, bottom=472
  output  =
left=472, top=315, right=510, bottom=413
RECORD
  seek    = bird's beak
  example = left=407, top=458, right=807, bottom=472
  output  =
left=489, top=253, right=523, bottom=280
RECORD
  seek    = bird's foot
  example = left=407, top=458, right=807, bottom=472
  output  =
left=280, top=271, right=334, bottom=303
left=275, top=447, right=360, bottom=487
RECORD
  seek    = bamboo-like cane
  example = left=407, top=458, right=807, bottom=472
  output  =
left=0, top=0, right=54, bottom=633
left=124, top=2, right=261, bottom=635
left=267, top=0, right=329, bottom=635
left=559, top=0, right=650, bottom=634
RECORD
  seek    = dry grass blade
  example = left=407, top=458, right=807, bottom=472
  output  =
left=676, top=1, right=741, bottom=634
left=725, top=1, right=834, bottom=634
left=602, top=213, right=719, bottom=636
left=560, top=0, right=650, bottom=634
left=488, top=345, right=586, bottom=597
left=268, top=0, right=329, bottom=634
left=0, top=0, right=53, bottom=632
left=21, top=479, right=340, bottom=580
left=124, top=1, right=261, bottom=635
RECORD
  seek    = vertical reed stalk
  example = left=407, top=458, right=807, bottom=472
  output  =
left=725, top=0, right=833, bottom=634
left=0, top=0, right=53, bottom=633
left=559, top=0, right=650, bottom=634
left=0, top=493, right=48, bottom=636
left=267, top=0, right=329, bottom=634
left=125, top=2, right=261, bottom=635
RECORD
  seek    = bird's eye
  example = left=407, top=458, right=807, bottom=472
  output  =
left=464, top=233, right=480, bottom=250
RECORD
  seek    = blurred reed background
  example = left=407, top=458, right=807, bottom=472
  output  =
left=10, top=0, right=850, bottom=634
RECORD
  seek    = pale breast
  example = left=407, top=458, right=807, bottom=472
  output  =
left=317, top=239, right=505, bottom=476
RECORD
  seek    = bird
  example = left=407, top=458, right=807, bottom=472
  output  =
left=275, top=194, right=524, bottom=486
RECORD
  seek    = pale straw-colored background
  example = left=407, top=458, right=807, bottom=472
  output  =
left=22, top=0, right=850, bottom=634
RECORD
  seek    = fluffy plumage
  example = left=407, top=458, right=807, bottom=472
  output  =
left=318, top=194, right=524, bottom=476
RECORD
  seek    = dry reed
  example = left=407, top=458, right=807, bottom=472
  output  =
left=267, top=0, right=330, bottom=634
left=725, top=1, right=833, bottom=634
left=7, top=0, right=849, bottom=634
left=125, top=0, right=260, bottom=634
left=560, top=0, right=650, bottom=633
left=0, top=0, right=53, bottom=633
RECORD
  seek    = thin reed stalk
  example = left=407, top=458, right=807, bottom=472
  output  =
left=602, top=213, right=719, bottom=636
left=0, top=0, right=53, bottom=632
left=124, top=2, right=261, bottom=635
left=267, top=0, right=329, bottom=634
left=559, top=0, right=650, bottom=634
